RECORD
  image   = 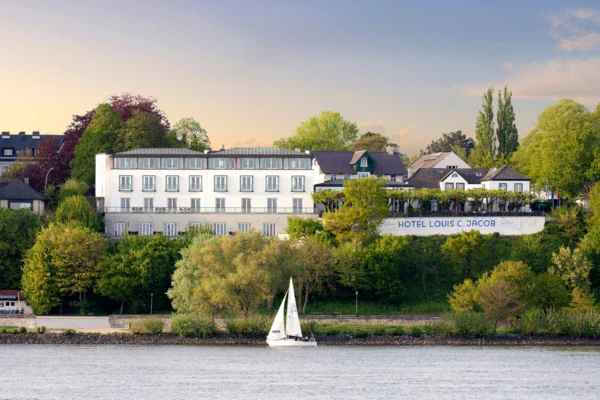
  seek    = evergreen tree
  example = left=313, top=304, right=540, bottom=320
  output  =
left=470, top=87, right=495, bottom=167
left=496, top=86, right=519, bottom=159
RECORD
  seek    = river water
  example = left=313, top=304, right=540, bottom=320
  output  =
left=1, top=345, right=599, bottom=399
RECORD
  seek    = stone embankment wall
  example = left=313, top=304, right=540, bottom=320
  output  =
left=0, top=315, right=36, bottom=329
left=109, top=314, right=440, bottom=329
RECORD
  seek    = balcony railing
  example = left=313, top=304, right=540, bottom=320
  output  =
left=100, top=207, right=317, bottom=215
left=389, top=210, right=544, bottom=218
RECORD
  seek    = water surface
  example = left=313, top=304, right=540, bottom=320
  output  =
left=1, top=345, right=599, bottom=399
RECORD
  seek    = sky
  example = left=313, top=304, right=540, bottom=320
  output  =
left=1, top=0, right=600, bottom=155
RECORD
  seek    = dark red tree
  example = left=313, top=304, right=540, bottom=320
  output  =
left=109, top=93, right=170, bottom=130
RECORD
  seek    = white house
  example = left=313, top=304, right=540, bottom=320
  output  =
left=95, top=147, right=317, bottom=238
left=0, top=290, right=33, bottom=315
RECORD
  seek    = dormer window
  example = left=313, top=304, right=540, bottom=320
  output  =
left=448, top=165, right=457, bottom=169
left=360, top=158, right=368, bottom=167
left=3, top=149, right=14, bottom=156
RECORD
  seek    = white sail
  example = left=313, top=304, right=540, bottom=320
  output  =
left=285, top=278, right=303, bottom=338
left=267, top=291, right=287, bottom=341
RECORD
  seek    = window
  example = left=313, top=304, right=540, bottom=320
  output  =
left=191, top=198, right=201, bottom=213
left=3, top=148, right=13, bottom=156
left=114, top=158, right=137, bottom=169
left=167, top=198, right=177, bottom=213
left=139, top=158, right=159, bottom=169
left=263, top=223, right=276, bottom=236
left=514, top=183, right=523, bottom=192
left=165, top=223, right=178, bottom=237
left=189, top=176, right=202, bottom=191
left=267, top=198, right=277, bottom=213
left=444, top=183, right=454, bottom=190
left=447, top=165, right=458, bottom=170
left=360, top=158, right=368, bottom=167
left=210, top=158, right=232, bottom=169
left=214, top=175, right=227, bottom=191
left=120, top=198, right=130, bottom=213
left=344, top=174, right=351, bottom=180
left=166, top=176, right=179, bottom=192
left=238, top=223, right=251, bottom=233
left=390, top=175, right=397, bottom=182
left=261, top=158, right=282, bottom=169
left=240, top=158, right=256, bottom=169
left=114, top=222, right=127, bottom=237
left=119, top=175, right=132, bottom=191
left=9, top=202, right=31, bottom=210
left=240, top=176, right=253, bottom=192
left=291, top=176, right=305, bottom=192
left=499, top=183, right=508, bottom=191
left=293, top=198, right=303, bottom=214
left=456, top=183, right=465, bottom=190
left=289, top=158, right=310, bottom=169
left=185, top=158, right=206, bottom=169
left=142, top=175, right=156, bottom=191
left=143, top=198, right=154, bottom=212
left=331, top=174, right=337, bottom=180
left=266, top=176, right=279, bottom=192
left=213, top=223, right=227, bottom=236
left=242, top=198, right=252, bottom=213
left=216, top=198, right=226, bottom=213
left=162, top=158, right=183, bottom=169
left=357, top=172, right=370, bottom=178
left=139, top=222, right=153, bottom=236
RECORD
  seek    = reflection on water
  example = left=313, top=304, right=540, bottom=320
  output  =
left=1, top=345, right=599, bottom=400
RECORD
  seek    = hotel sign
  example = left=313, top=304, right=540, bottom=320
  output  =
left=379, top=216, right=545, bottom=236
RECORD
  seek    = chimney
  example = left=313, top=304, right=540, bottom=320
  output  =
left=1, top=131, right=9, bottom=139
left=220, top=144, right=225, bottom=151
left=18, top=131, right=25, bottom=136
left=32, top=131, right=40, bottom=139
left=24, top=178, right=30, bottom=186
left=203, top=149, right=210, bottom=154
left=304, top=150, right=310, bottom=154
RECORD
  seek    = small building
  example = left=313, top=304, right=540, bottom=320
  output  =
left=0, top=131, right=60, bottom=178
left=0, top=290, right=33, bottom=315
left=407, top=151, right=471, bottom=177
left=0, top=180, right=47, bottom=214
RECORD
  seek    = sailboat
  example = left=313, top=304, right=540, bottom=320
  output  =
left=267, top=278, right=317, bottom=347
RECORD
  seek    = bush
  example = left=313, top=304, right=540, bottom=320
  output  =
left=352, top=329, right=369, bottom=338
left=36, top=326, right=47, bottom=334
left=129, top=319, right=145, bottom=334
left=225, top=315, right=270, bottom=337
left=0, top=328, right=7, bottom=334
left=392, top=326, right=405, bottom=336
left=562, top=312, right=600, bottom=338
left=452, top=312, right=494, bottom=338
left=326, top=328, right=340, bottom=336
left=373, top=327, right=387, bottom=336
left=63, top=329, right=75, bottom=336
left=144, top=318, right=164, bottom=335
left=301, top=320, right=317, bottom=335
left=516, top=309, right=546, bottom=336
left=171, top=314, right=216, bottom=338
left=410, top=326, right=423, bottom=337
left=18, top=327, right=27, bottom=334
left=545, top=309, right=565, bottom=337
left=429, top=316, right=455, bottom=337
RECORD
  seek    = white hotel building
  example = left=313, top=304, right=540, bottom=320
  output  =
left=95, top=148, right=316, bottom=238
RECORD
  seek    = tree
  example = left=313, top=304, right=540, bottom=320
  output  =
left=332, top=240, right=371, bottom=293
left=0, top=209, right=42, bottom=289
left=115, top=110, right=170, bottom=151
left=476, top=276, right=524, bottom=331
left=59, top=179, right=89, bottom=202
left=442, top=230, right=492, bottom=280
left=274, top=111, right=359, bottom=151
left=528, top=273, right=571, bottom=313
left=550, top=246, right=592, bottom=291
left=424, top=130, right=475, bottom=159
left=448, top=279, right=478, bottom=312
left=323, top=177, right=389, bottom=243
left=71, top=104, right=122, bottom=186
left=292, top=237, right=334, bottom=313
left=496, top=86, right=519, bottom=159
left=350, top=132, right=398, bottom=152
left=569, top=287, right=597, bottom=312
left=170, top=117, right=211, bottom=151
left=470, top=87, right=496, bottom=168
left=97, top=234, right=185, bottom=314
left=285, top=216, right=323, bottom=240
left=513, top=99, right=600, bottom=197
left=54, top=195, right=101, bottom=231
left=22, top=224, right=107, bottom=315
left=509, top=234, right=548, bottom=273
left=109, top=93, right=170, bottom=129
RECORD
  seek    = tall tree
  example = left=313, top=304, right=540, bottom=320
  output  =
left=470, top=87, right=496, bottom=168
left=496, top=86, right=519, bottom=160
left=115, top=110, right=170, bottom=151
left=54, top=195, right=102, bottom=231
left=350, top=132, right=398, bottom=152
left=70, top=104, right=122, bottom=186
left=274, top=111, right=359, bottom=151
left=424, top=130, right=475, bottom=159
left=513, top=99, right=600, bottom=197
left=109, top=93, right=170, bottom=130
left=170, top=117, right=211, bottom=151
left=442, top=230, right=492, bottom=280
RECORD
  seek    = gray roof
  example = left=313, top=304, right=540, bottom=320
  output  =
left=0, top=180, right=46, bottom=201
left=407, top=168, right=449, bottom=189
left=0, top=133, right=62, bottom=160
left=216, top=147, right=310, bottom=156
left=482, top=165, right=530, bottom=181
left=440, top=168, right=490, bottom=184
left=314, top=179, right=411, bottom=188
left=312, top=151, right=407, bottom=175
left=113, top=148, right=206, bottom=156
left=409, top=166, right=529, bottom=189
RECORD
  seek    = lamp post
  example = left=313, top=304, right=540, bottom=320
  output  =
left=44, top=167, right=55, bottom=190
left=150, top=293, right=154, bottom=315
left=355, top=291, right=359, bottom=316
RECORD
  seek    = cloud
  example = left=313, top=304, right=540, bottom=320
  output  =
left=358, top=120, right=386, bottom=134
left=547, top=8, right=600, bottom=51
left=396, top=126, right=414, bottom=137
left=568, top=8, right=600, bottom=24
left=461, top=57, right=600, bottom=102
left=559, top=32, right=600, bottom=51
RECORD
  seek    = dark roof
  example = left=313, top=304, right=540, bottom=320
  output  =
left=0, top=133, right=62, bottom=160
left=217, top=147, right=310, bottom=156
left=313, top=151, right=407, bottom=175
left=482, top=165, right=530, bottom=181
left=0, top=290, right=27, bottom=301
left=440, top=168, right=490, bottom=184
left=0, top=180, right=46, bottom=201
left=407, top=168, right=449, bottom=189
left=314, top=179, right=411, bottom=188
left=114, top=148, right=206, bottom=156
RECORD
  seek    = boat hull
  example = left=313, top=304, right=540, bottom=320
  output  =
left=267, top=339, right=318, bottom=347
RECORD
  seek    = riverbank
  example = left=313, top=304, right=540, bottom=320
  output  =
left=2, top=332, right=600, bottom=346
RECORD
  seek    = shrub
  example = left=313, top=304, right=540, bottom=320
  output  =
left=516, top=309, right=546, bottom=336
left=392, top=326, right=405, bottom=336
left=129, top=319, right=145, bottom=334
left=301, top=320, right=317, bottom=335
left=63, top=329, right=75, bottom=336
left=545, top=309, right=565, bottom=337
left=326, top=328, right=340, bottom=336
left=171, top=314, right=216, bottom=338
left=18, top=327, right=27, bottom=334
left=225, top=315, right=270, bottom=337
left=410, top=326, right=423, bottom=338
left=373, top=327, right=387, bottom=336
left=562, top=312, right=600, bottom=338
left=430, top=316, right=455, bottom=337
left=452, top=312, right=494, bottom=338
left=144, top=318, right=164, bottom=335
left=0, top=328, right=7, bottom=334
left=352, top=329, right=369, bottom=338
left=36, top=326, right=47, bottom=334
